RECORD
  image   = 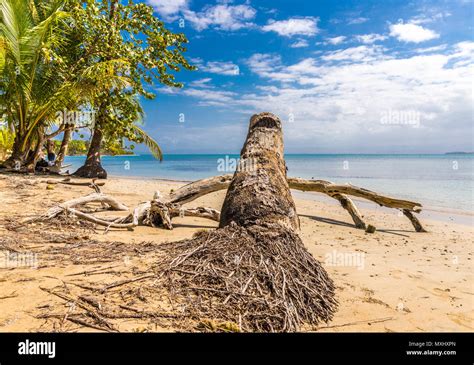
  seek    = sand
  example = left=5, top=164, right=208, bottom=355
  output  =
left=0, top=173, right=472, bottom=332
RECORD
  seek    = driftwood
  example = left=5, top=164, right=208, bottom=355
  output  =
left=27, top=111, right=425, bottom=233
left=30, top=172, right=426, bottom=232
left=165, top=175, right=425, bottom=232
left=152, top=112, right=337, bottom=331
left=46, top=177, right=106, bottom=187
left=23, top=193, right=129, bottom=224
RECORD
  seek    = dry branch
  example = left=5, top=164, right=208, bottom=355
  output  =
left=23, top=193, right=129, bottom=223
left=167, top=174, right=425, bottom=231
left=46, top=178, right=106, bottom=187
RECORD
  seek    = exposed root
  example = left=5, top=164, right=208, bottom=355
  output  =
left=152, top=223, right=337, bottom=332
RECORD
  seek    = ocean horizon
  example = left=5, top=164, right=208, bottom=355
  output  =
left=64, top=153, right=474, bottom=212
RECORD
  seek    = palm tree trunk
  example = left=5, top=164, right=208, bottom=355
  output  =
left=25, top=129, right=45, bottom=172
left=54, top=124, right=73, bottom=168
left=72, top=120, right=107, bottom=179
left=1, top=131, right=30, bottom=169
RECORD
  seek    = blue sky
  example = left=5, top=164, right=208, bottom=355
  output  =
left=135, top=0, right=473, bottom=154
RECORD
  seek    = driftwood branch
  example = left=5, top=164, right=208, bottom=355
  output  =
left=65, top=208, right=136, bottom=229
left=167, top=174, right=425, bottom=232
left=23, top=193, right=129, bottom=223
left=287, top=178, right=422, bottom=212
left=46, top=178, right=106, bottom=187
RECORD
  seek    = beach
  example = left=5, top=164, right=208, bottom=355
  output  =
left=0, top=173, right=472, bottom=332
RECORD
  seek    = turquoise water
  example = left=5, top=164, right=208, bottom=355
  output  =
left=64, top=154, right=474, bottom=212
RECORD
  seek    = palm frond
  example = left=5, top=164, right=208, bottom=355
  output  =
left=129, top=124, right=163, bottom=161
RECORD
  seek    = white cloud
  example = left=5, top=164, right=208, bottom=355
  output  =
left=196, top=60, right=240, bottom=76
left=389, top=22, right=440, bottom=43
left=182, top=88, right=237, bottom=106
left=148, top=1, right=256, bottom=31
left=183, top=4, right=256, bottom=31
left=321, top=45, right=385, bottom=63
left=262, top=17, right=319, bottom=37
left=415, top=44, right=447, bottom=53
left=348, top=17, right=369, bottom=25
left=189, top=78, right=213, bottom=88
left=411, top=11, right=451, bottom=25
left=355, top=33, right=387, bottom=44
left=206, top=43, right=473, bottom=152
left=290, top=39, right=309, bottom=48
left=326, top=36, right=346, bottom=45
left=147, top=0, right=188, bottom=20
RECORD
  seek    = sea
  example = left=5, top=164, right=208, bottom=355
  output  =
left=64, top=154, right=474, bottom=213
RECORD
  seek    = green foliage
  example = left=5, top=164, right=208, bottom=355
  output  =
left=0, top=126, right=14, bottom=160
left=66, top=0, right=195, bottom=160
left=0, top=0, right=193, bottom=165
left=53, top=137, right=133, bottom=156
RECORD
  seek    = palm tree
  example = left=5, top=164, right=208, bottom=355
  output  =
left=0, top=0, right=138, bottom=171
left=0, top=0, right=71, bottom=169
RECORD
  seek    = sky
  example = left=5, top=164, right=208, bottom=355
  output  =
left=135, top=0, right=473, bottom=154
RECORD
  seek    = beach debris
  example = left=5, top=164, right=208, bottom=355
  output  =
left=165, top=174, right=426, bottom=232
left=23, top=192, right=129, bottom=223
left=45, top=177, right=106, bottom=187
left=22, top=152, right=427, bottom=232
left=365, top=224, right=377, bottom=234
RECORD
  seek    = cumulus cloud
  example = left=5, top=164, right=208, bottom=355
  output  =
left=262, top=17, right=319, bottom=37
left=200, top=61, right=240, bottom=76
left=389, top=22, right=440, bottom=43
left=147, top=0, right=188, bottom=20
left=148, top=1, right=256, bottom=31
left=183, top=4, right=257, bottom=31
left=236, top=42, right=473, bottom=152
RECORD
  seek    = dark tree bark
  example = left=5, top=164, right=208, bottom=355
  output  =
left=73, top=121, right=107, bottom=179
left=25, top=128, right=45, bottom=172
left=54, top=124, right=73, bottom=168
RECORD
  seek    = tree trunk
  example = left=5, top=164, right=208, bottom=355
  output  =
left=154, top=112, right=337, bottom=332
left=73, top=122, right=107, bottom=179
left=219, top=113, right=299, bottom=230
left=1, top=131, right=29, bottom=169
left=25, top=128, right=45, bottom=172
left=55, top=124, right=73, bottom=168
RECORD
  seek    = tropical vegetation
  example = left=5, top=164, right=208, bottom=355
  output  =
left=0, top=0, right=193, bottom=177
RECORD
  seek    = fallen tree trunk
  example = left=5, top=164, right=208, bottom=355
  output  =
left=153, top=112, right=337, bottom=332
